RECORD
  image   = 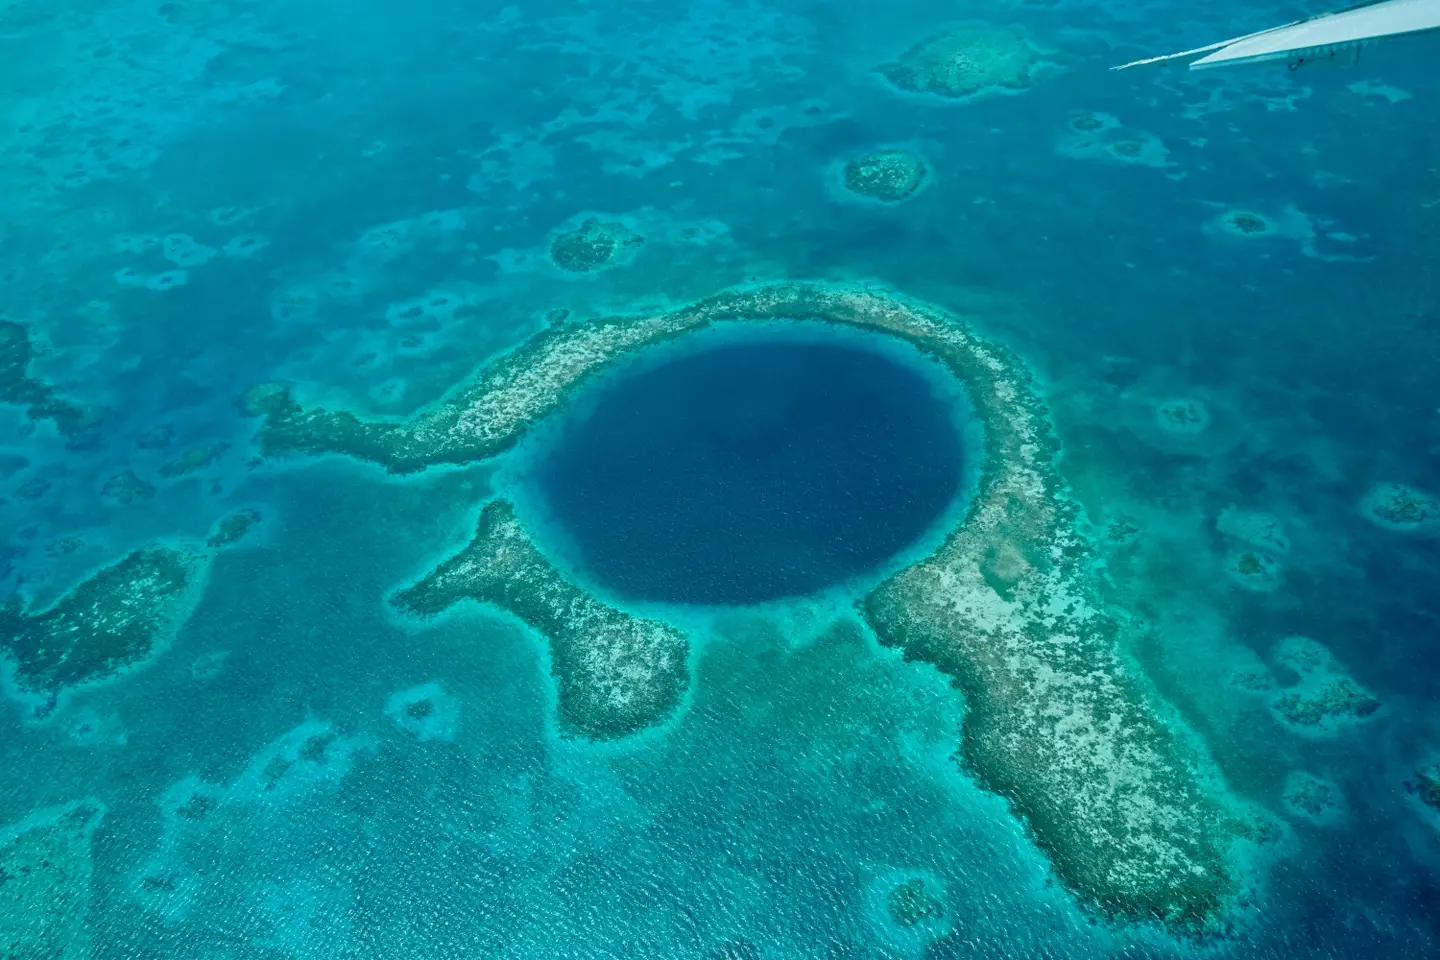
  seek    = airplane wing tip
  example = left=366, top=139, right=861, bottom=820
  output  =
left=1107, top=0, right=1440, bottom=73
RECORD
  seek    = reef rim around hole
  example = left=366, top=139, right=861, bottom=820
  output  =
left=243, top=283, right=1257, bottom=931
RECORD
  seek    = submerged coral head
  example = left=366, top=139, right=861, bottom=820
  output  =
left=841, top=150, right=928, bottom=203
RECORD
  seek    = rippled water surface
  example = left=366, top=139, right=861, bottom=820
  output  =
left=2, top=0, right=1438, bottom=957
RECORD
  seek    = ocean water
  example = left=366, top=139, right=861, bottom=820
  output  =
left=516, top=326, right=968, bottom=606
left=1, top=0, right=1439, bottom=958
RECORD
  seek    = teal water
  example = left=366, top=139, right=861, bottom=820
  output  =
left=3, top=0, right=1440, bottom=958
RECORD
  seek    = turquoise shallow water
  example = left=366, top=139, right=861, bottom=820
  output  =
left=3, top=0, right=1440, bottom=957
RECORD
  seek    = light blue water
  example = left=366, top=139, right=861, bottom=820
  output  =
left=2, top=1, right=1439, bottom=958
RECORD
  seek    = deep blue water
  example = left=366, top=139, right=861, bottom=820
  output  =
left=526, top=332, right=966, bottom=605
left=2, top=0, right=1439, bottom=957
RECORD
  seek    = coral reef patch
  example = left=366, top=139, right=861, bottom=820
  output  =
left=135, top=424, right=174, bottom=450
left=228, top=719, right=372, bottom=803
left=868, top=869, right=952, bottom=950
left=1214, top=210, right=1277, bottom=238
left=133, top=721, right=371, bottom=922
left=1227, top=661, right=1277, bottom=694
left=876, top=24, right=1051, bottom=100
left=207, top=507, right=263, bottom=548
left=548, top=218, right=643, bottom=273
left=15, top=474, right=50, bottom=501
left=1101, top=516, right=1143, bottom=548
left=1271, top=676, right=1380, bottom=731
left=887, top=876, right=946, bottom=928
left=159, top=441, right=230, bottom=479
left=1217, top=506, right=1291, bottom=556
left=1360, top=482, right=1439, bottom=534
left=0, top=319, right=99, bottom=440
left=1153, top=397, right=1211, bottom=436
left=1281, top=771, right=1344, bottom=826
left=384, top=681, right=460, bottom=742
left=245, top=283, right=1245, bottom=927
left=102, top=469, right=157, bottom=505
left=392, top=501, right=689, bottom=741
left=1223, top=549, right=1282, bottom=592
left=67, top=705, right=129, bottom=747
left=1407, top=763, right=1440, bottom=817
left=0, top=543, right=209, bottom=720
left=0, top=799, right=106, bottom=960
left=841, top=149, right=928, bottom=203
left=1056, top=112, right=1178, bottom=176
left=1267, top=636, right=1380, bottom=734
left=189, top=650, right=229, bottom=682
left=1068, top=113, right=1112, bottom=135
left=1272, top=635, right=1329, bottom=676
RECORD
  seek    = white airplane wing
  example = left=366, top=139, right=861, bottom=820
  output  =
left=1113, top=0, right=1440, bottom=70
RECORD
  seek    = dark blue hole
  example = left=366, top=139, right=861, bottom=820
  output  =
left=526, top=332, right=967, bottom=606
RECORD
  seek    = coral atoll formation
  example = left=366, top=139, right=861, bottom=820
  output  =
left=0, top=319, right=99, bottom=440
left=548, top=218, right=643, bottom=273
left=0, top=544, right=208, bottom=720
left=245, top=283, right=1247, bottom=928
left=0, top=799, right=105, bottom=959
left=393, top=501, right=688, bottom=740
left=841, top=150, right=928, bottom=203
left=876, top=24, right=1050, bottom=99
